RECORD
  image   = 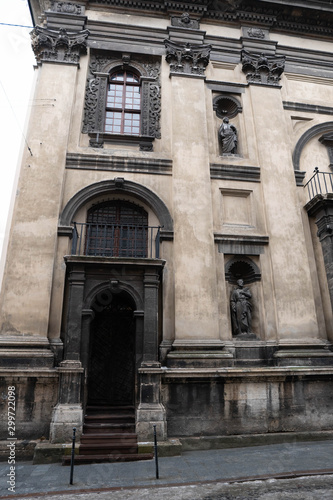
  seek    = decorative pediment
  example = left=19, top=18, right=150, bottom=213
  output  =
left=165, top=39, right=211, bottom=76
left=241, top=50, right=285, bottom=86
left=31, top=26, right=89, bottom=65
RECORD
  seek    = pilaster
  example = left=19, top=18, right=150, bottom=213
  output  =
left=249, top=83, right=320, bottom=342
left=306, top=194, right=333, bottom=311
left=0, top=29, right=86, bottom=340
left=142, top=271, right=160, bottom=367
left=166, top=39, right=221, bottom=354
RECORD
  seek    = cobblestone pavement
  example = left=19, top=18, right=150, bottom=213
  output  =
left=2, top=475, right=333, bottom=499
left=1, top=440, right=333, bottom=499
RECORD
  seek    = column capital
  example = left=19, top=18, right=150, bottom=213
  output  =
left=165, top=39, right=211, bottom=78
left=241, top=50, right=285, bottom=87
left=31, top=26, right=89, bottom=66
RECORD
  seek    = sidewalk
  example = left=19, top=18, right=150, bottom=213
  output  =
left=1, top=440, right=333, bottom=498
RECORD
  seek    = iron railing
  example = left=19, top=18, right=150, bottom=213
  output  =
left=304, top=167, right=333, bottom=202
left=71, top=222, right=161, bottom=259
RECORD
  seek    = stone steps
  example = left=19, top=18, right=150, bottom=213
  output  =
left=62, top=404, right=151, bottom=465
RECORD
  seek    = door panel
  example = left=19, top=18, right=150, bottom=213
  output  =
left=88, top=294, right=135, bottom=405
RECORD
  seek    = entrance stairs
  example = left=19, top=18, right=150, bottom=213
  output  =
left=62, top=405, right=153, bottom=464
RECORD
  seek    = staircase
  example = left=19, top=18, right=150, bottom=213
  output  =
left=62, top=405, right=153, bottom=464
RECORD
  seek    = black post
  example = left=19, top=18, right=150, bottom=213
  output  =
left=153, top=424, right=159, bottom=479
left=69, top=427, right=76, bottom=485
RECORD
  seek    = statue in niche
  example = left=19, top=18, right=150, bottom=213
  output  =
left=230, top=279, right=252, bottom=336
left=219, top=117, right=238, bottom=154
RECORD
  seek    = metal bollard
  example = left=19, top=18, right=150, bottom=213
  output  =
left=153, top=424, right=159, bottom=479
left=69, top=427, right=76, bottom=485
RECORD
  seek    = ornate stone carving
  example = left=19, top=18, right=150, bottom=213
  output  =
left=50, top=1, right=84, bottom=15
left=247, top=27, right=265, bottom=39
left=171, top=12, right=200, bottom=29
left=165, top=39, right=211, bottom=76
left=82, top=54, right=161, bottom=139
left=219, top=117, right=238, bottom=154
left=230, top=279, right=253, bottom=337
left=241, top=50, right=285, bottom=86
left=31, top=26, right=89, bottom=65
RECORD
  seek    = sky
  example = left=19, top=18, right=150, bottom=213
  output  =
left=0, top=0, right=35, bottom=260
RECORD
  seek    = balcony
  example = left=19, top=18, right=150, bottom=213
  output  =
left=304, top=167, right=333, bottom=203
left=71, top=222, right=161, bottom=259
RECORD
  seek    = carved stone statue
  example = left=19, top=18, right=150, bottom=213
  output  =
left=219, top=117, right=238, bottom=154
left=230, top=279, right=252, bottom=336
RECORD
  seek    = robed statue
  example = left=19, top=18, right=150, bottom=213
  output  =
left=230, top=279, right=252, bottom=336
left=219, top=117, right=238, bottom=154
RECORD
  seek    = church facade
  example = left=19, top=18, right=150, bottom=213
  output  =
left=1, top=0, right=333, bottom=460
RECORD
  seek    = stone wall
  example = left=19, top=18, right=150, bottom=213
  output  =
left=163, top=373, right=333, bottom=437
left=0, top=374, right=58, bottom=441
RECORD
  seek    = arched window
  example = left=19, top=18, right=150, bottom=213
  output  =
left=105, top=70, right=141, bottom=135
left=85, top=200, right=148, bottom=257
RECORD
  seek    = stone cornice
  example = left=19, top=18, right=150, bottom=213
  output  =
left=29, top=1, right=333, bottom=38
left=82, top=0, right=333, bottom=37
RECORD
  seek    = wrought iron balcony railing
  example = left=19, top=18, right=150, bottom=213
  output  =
left=304, top=168, right=333, bottom=202
left=71, top=222, right=161, bottom=259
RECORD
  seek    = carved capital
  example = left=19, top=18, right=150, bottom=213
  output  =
left=165, top=39, right=211, bottom=76
left=241, top=50, right=285, bottom=86
left=317, top=215, right=333, bottom=240
left=31, top=26, right=89, bottom=65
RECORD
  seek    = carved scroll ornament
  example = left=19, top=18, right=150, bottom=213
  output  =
left=165, top=39, right=211, bottom=76
left=31, top=26, right=89, bottom=65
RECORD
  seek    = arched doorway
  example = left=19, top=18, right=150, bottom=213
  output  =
left=87, top=290, right=136, bottom=406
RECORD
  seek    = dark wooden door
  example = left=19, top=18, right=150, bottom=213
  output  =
left=88, top=294, right=135, bottom=405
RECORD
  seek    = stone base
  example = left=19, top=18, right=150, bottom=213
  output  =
left=0, top=440, right=39, bottom=461
left=167, top=339, right=233, bottom=368
left=234, top=333, right=258, bottom=341
left=138, top=438, right=182, bottom=457
left=232, top=341, right=276, bottom=366
left=0, top=336, right=55, bottom=369
left=33, top=441, right=79, bottom=464
left=136, top=403, right=167, bottom=441
left=179, top=430, right=333, bottom=452
left=49, top=404, right=83, bottom=443
left=167, top=350, right=233, bottom=368
left=274, top=347, right=333, bottom=366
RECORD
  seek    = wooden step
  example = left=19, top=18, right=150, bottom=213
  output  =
left=84, top=413, right=135, bottom=423
left=86, top=405, right=135, bottom=413
left=62, top=452, right=153, bottom=465
left=80, top=433, right=137, bottom=445
left=83, top=423, right=135, bottom=434
left=79, top=443, right=138, bottom=455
